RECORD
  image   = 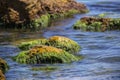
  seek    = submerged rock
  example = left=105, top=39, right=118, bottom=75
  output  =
left=18, top=36, right=81, bottom=54
left=13, top=45, right=81, bottom=64
left=0, top=0, right=88, bottom=28
left=73, top=17, right=120, bottom=31
left=31, top=66, right=58, bottom=72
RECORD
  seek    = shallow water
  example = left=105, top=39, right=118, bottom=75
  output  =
left=0, top=0, right=120, bottom=80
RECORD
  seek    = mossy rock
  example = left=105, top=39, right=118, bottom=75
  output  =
left=0, top=70, right=5, bottom=80
left=0, top=58, right=9, bottom=74
left=0, top=0, right=88, bottom=29
left=18, top=36, right=81, bottom=54
left=30, top=9, right=87, bottom=28
left=73, top=17, right=120, bottom=32
left=13, top=45, right=81, bottom=64
left=47, top=36, right=81, bottom=54
left=18, top=39, right=48, bottom=50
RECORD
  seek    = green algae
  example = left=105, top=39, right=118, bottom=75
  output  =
left=15, top=36, right=82, bottom=64
left=73, top=17, right=120, bottom=32
left=18, top=36, right=81, bottom=54
left=89, top=22, right=102, bottom=31
left=30, top=9, right=87, bottom=28
left=18, top=39, right=48, bottom=50
left=47, top=36, right=81, bottom=54
left=73, top=21, right=87, bottom=30
left=31, top=14, right=50, bottom=28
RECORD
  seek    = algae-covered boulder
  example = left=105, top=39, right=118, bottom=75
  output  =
left=0, top=0, right=88, bottom=28
left=13, top=45, right=80, bottom=64
left=0, top=58, right=9, bottom=74
left=73, top=17, right=120, bottom=31
left=18, top=39, right=48, bottom=50
left=47, top=36, right=81, bottom=54
left=0, top=70, right=5, bottom=80
left=18, top=36, right=81, bottom=54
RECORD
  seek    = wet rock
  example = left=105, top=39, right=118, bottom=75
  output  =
left=0, top=58, right=9, bottom=73
left=0, top=58, right=9, bottom=80
left=13, top=45, right=81, bottom=64
left=47, top=36, right=81, bottom=54
left=18, top=39, right=48, bottom=50
left=0, top=0, right=88, bottom=28
left=17, top=36, right=81, bottom=54
left=0, top=70, right=5, bottom=80
left=73, top=17, right=120, bottom=31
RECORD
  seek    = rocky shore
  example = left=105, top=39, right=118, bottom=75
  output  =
left=0, top=0, right=88, bottom=28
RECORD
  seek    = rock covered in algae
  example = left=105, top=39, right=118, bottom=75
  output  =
left=13, top=45, right=81, bottom=64
left=0, top=58, right=9, bottom=74
left=47, top=36, right=81, bottom=54
left=73, top=17, right=120, bottom=32
left=18, top=36, right=81, bottom=54
left=0, top=70, right=5, bottom=80
left=0, top=0, right=88, bottom=28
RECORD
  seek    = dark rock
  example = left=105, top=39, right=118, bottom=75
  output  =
left=73, top=17, right=120, bottom=31
left=0, top=0, right=88, bottom=28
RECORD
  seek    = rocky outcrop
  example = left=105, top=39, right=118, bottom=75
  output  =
left=0, top=70, right=5, bottom=80
left=0, top=58, right=9, bottom=74
left=73, top=17, right=120, bottom=31
left=0, top=0, right=88, bottom=27
left=0, top=58, right=9, bottom=80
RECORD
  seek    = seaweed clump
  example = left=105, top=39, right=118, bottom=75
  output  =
left=73, top=17, right=120, bottom=31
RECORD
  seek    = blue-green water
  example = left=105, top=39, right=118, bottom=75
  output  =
left=0, top=0, right=120, bottom=80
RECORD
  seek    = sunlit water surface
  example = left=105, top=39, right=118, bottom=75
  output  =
left=0, top=0, right=120, bottom=80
